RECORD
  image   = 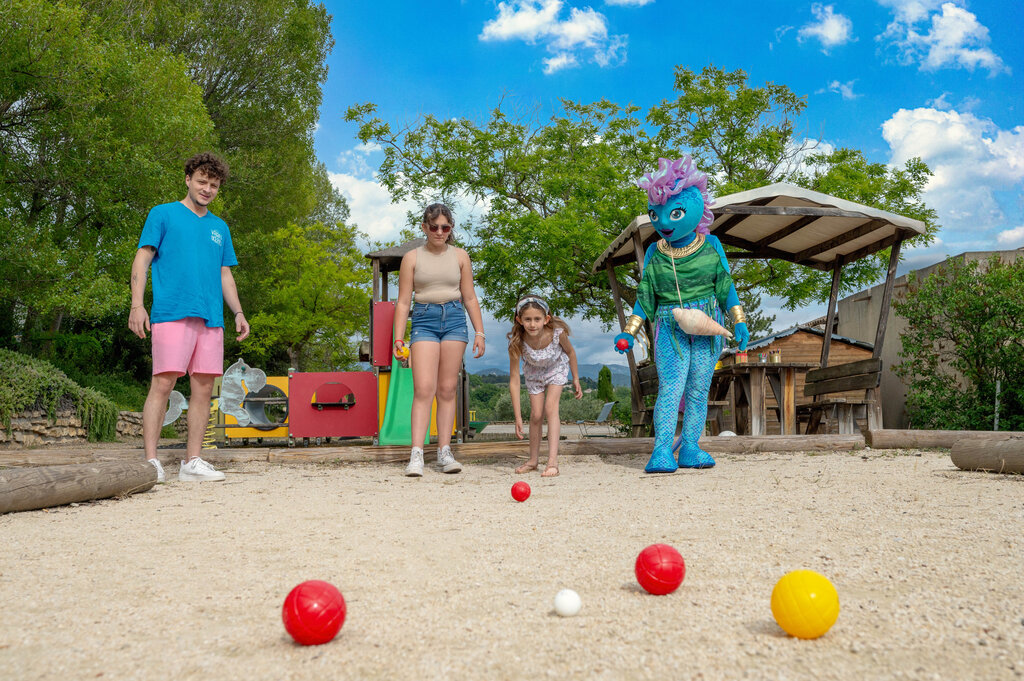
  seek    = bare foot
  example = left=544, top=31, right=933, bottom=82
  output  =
left=515, top=462, right=538, bottom=474
left=542, top=465, right=559, bottom=477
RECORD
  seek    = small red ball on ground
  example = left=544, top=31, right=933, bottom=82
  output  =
left=282, top=580, right=346, bottom=645
left=635, top=544, right=686, bottom=595
left=511, top=481, right=531, bottom=502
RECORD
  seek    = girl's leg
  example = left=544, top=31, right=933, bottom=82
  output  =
left=526, top=391, right=546, bottom=467
left=542, top=384, right=564, bottom=475
left=409, top=341, right=440, bottom=450
left=678, top=334, right=722, bottom=468
left=434, top=340, right=467, bottom=449
left=648, top=320, right=690, bottom=473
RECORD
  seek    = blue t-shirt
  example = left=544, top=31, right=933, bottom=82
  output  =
left=138, top=201, right=238, bottom=327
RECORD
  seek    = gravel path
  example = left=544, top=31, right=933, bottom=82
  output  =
left=1, top=449, right=1022, bottom=680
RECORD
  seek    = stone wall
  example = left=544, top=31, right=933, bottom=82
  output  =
left=1, top=409, right=148, bottom=446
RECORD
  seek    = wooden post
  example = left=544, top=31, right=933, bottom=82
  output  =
left=749, top=368, right=765, bottom=436
left=866, top=238, right=903, bottom=429
left=951, top=438, right=1024, bottom=474
left=0, top=461, right=157, bottom=514
left=372, top=259, right=381, bottom=303
left=820, top=257, right=844, bottom=368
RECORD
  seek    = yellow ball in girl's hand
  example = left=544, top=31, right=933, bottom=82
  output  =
left=770, top=570, right=840, bottom=639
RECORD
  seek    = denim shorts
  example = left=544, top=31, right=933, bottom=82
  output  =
left=409, top=300, right=469, bottom=344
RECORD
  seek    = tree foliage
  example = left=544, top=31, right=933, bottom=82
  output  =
left=892, top=255, right=1024, bottom=431
left=597, top=365, right=614, bottom=402
left=346, top=65, right=937, bottom=331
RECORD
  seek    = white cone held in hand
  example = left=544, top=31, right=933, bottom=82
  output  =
left=672, top=308, right=733, bottom=338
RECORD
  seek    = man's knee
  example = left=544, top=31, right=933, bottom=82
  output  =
left=148, top=373, right=177, bottom=399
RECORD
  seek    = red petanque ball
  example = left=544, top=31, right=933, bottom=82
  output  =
left=635, top=544, right=686, bottom=595
left=511, top=481, right=531, bottom=502
left=282, top=580, right=346, bottom=645
left=616, top=338, right=630, bottom=351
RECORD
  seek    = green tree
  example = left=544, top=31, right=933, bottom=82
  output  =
left=892, top=256, right=1024, bottom=430
left=346, top=64, right=936, bottom=329
left=240, top=221, right=371, bottom=373
left=597, top=365, right=614, bottom=402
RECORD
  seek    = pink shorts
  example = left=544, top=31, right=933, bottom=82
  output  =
left=151, top=317, right=224, bottom=376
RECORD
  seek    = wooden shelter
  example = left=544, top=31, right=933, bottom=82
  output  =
left=592, top=183, right=928, bottom=436
left=365, top=239, right=470, bottom=443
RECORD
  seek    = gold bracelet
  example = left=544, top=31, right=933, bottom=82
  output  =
left=131, top=304, right=144, bottom=310
left=730, top=305, right=747, bottom=325
left=622, top=314, right=644, bottom=337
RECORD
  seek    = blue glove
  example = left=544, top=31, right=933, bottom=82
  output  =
left=613, top=332, right=633, bottom=353
left=734, top=322, right=750, bottom=351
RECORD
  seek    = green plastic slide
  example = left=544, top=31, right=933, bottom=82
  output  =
left=377, top=356, right=414, bottom=445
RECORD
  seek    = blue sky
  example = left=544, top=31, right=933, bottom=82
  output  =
left=314, top=0, right=1024, bottom=372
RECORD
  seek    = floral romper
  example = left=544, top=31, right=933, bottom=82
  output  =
left=521, top=328, right=570, bottom=394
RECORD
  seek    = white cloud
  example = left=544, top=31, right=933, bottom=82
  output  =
left=328, top=171, right=418, bottom=241
left=543, top=52, right=578, bottom=74
left=882, top=107, right=1024, bottom=234
left=876, top=1, right=1007, bottom=75
left=818, top=79, right=860, bottom=100
left=480, top=0, right=627, bottom=73
left=997, top=226, right=1024, bottom=248
left=797, top=4, right=855, bottom=52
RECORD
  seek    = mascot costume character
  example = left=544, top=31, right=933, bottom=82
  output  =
left=614, top=157, right=750, bottom=473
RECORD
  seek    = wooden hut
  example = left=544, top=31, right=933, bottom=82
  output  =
left=592, top=182, right=928, bottom=437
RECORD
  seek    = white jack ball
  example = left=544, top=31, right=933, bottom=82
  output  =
left=553, top=588, right=581, bottom=617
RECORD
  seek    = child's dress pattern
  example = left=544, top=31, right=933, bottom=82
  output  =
left=521, top=328, right=570, bottom=394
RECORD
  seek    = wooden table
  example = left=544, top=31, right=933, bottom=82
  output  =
left=710, top=362, right=819, bottom=436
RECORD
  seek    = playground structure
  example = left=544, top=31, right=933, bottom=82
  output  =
left=593, top=183, right=928, bottom=437
left=167, top=238, right=469, bottom=447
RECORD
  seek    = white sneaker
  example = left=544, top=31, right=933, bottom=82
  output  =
left=148, top=458, right=166, bottom=483
left=405, top=447, right=424, bottom=477
left=437, top=445, right=462, bottom=474
left=178, top=457, right=225, bottom=482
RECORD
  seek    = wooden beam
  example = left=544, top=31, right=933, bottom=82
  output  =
left=607, top=261, right=645, bottom=437
left=712, top=212, right=750, bottom=236
left=371, top=259, right=381, bottom=303
left=804, top=372, right=881, bottom=397
left=820, top=258, right=844, bottom=368
left=805, top=358, right=882, bottom=382
left=714, top=205, right=873, bottom=219
left=792, top=219, right=888, bottom=261
left=951, top=438, right=1024, bottom=474
left=0, top=461, right=157, bottom=514
left=840, top=232, right=903, bottom=266
left=866, top=430, right=1024, bottom=449
left=754, top=214, right=819, bottom=248
left=873, top=239, right=903, bottom=358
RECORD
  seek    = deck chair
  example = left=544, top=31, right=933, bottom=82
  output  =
left=577, top=401, right=617, bottom=438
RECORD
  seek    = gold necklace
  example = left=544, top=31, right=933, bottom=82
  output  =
left=657, top=233, right=705, bottom=258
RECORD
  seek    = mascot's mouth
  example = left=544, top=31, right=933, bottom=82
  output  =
left=659, top=228, right=674, bottom=238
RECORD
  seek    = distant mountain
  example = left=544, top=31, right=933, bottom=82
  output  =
left=472, top=362, right=630, bottom=386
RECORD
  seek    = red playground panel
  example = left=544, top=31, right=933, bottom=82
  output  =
left=371, top=301, right=395, bottom=368
left=288, top=371, right=379, bottom=438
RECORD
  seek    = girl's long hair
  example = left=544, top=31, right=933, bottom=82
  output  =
left=422, top=202, right=455, bottom=245
left=507, top=297, right=571, bottom=363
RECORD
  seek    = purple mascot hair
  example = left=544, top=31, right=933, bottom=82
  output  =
left=637, top=156, right=715, bottom=234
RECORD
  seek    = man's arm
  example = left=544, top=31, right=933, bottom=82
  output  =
left=128, top=247, right=155, bottom=339
left=221, top=266, right=250, bottom=341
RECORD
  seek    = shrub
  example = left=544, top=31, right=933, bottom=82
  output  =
left=0, top=348, right=118, bottom=441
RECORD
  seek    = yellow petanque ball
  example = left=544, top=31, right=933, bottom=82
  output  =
left=770, top=570, right=840, bottom=639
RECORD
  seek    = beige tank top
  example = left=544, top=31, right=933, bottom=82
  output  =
left=413, top=245, right=462, bottom=304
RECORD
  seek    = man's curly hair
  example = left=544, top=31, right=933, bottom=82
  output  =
left=184, top=152, right=229, bottom=183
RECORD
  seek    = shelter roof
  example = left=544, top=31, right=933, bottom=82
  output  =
left=592, top=183, right=928, bottom=273
left=365, top=238, right=426, bottom=273
left=720, top=325, right=874, bottom=354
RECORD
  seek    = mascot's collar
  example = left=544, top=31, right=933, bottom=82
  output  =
left=657, top=233, right=705, bottom=259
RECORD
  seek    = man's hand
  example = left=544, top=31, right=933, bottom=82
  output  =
left=235, top=312, right=250, bottom=342
left=129, top=306, right=150, bottom=339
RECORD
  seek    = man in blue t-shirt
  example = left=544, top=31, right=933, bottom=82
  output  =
left=128, top=152, right=250, bottom=483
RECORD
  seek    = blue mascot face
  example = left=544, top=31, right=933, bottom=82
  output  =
left=648, top=185, right=704, bottom=243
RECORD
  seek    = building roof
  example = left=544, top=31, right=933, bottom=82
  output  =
left=720, top=324, right=874, bottom=354
left=365, top=238, right=426, bottom=272
left=593, top=182, right=928, bottom=274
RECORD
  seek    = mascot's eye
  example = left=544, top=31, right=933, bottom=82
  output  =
left=648, top=210, right=659, bottom=223
left=670, top=208, right=685, bottom=220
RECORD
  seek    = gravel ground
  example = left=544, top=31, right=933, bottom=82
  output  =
left=1, top=449, right=1022, bottom=681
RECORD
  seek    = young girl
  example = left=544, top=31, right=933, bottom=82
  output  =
left=507, top=295, right=583, bottom=477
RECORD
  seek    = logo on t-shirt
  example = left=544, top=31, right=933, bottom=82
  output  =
left=211, top=229, right=223, bottom=246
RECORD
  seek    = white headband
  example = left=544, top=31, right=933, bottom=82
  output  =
left=516, top=296, right=549, bottom=315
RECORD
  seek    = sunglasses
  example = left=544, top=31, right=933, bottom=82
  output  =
left=427, top=223, right=453, bottom=234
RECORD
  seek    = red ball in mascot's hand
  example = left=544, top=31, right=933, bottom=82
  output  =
left=616, top=337, right=630, bottom=351
left=282, top=580, right=346, bottom=645
left=635, top=544, right=686, bottom=595
left=511, top=481, right=531, bottom=502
